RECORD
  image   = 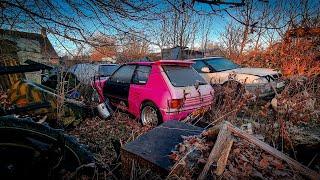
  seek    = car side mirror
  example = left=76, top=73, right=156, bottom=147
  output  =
left=201, top=67, right=210, bottom=73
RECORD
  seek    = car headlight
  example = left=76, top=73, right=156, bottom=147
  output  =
left=252, top=77, right=268, bottom=84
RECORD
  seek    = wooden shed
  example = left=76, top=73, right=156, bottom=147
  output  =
left=0, top=28, right=58, bottom=90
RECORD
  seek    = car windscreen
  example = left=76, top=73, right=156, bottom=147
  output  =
left=206, top=58, right=240, bottom=72
left=99, top=65, right=119, bottom=76
left=162, top=65, right=207, bottom=87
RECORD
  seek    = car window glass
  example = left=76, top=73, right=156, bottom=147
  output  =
left=206, top=58, right=239, bottom=72
left=110, top=65, right=136, bottom=83
left=99, top=65, right=119, bottom=76
left=132, top=66, right=152, bottom=84
left=162, top=65, right=207, bottom=87
left=192, top=60, right=207, bottom=72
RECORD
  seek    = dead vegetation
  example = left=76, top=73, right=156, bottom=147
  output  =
left=1, top=73, right=319, bottom=179
left=202, top=75, right=320, bottom=148
left=63, top=111, right=152, bottom=179
left=171, top=74, right=320, bottom=179
left=169, top=122, right=320, bottom=180
left=233, top=32, right=320, bottom=77
left=68, top=111, right=151, bottom=165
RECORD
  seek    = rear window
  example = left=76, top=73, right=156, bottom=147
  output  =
left=162, top=65, right=207, bottom=87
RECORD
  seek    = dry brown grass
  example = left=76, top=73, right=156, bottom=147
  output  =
left=198, top=75, right=320, bottom=152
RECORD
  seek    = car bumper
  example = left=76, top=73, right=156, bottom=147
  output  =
left=160, top=104, right=212, bottom=122
left=245, top=80, right=285, bottom=98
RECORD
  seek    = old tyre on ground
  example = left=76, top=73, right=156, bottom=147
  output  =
left=141, top=102, right=162, bottom=126
left=0, top=116, right=94, bottom=179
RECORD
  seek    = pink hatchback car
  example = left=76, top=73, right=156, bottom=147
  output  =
left=93, top=60, right=214, bottom=126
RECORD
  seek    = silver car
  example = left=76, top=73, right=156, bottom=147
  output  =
left=192, top=57, right=285, bottom=98
left=68, top=63, right=119, bottom=85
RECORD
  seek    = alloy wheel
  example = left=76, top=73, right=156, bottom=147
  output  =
left=141, top=106, right=158, bottom=126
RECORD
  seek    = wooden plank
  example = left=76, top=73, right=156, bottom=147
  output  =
left=201, top=124, right=222, bottom=138
left=0, top=64, right=50, bottom=75
left=225, top=122, right=320, bottom=180
left=215, top=137, right=234, bottom=175
left=197, top=123, right=231, bottom=180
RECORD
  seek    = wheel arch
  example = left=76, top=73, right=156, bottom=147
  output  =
left=140, top=99, right=158, bottom=110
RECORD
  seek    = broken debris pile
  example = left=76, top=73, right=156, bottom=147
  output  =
left=169, top=134, right=214, bottom=178
left=1, top=80, right=89, bottom=127
left=169, top=121, right=320, bottom=180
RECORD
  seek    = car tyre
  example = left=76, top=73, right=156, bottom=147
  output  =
left=0, top=116, right=95, bottom=179
left=140, top=102, right=162, bottom=126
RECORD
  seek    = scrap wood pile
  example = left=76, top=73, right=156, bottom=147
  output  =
left=192, top=75, right=320, bottom=168
left=169, top=121, right=320, bottom=180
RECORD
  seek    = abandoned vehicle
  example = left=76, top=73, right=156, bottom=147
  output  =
left=192, top=57, right=285, bottom=97
left=69, top=63, right=119, bottom=84
left=93, top=60, right=214, bottom=126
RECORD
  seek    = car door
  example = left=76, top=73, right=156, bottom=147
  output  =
left=128, top=65, right=152, bottom=115
left=104, top=65, right=136, bottom=106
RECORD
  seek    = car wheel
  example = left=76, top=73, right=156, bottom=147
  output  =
left=0, top=116, right=95, bottom=179
left=140, top=102, right=162, bottom=126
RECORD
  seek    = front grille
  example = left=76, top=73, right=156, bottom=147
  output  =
left=272, top=74, right=279, bottom=79
left=266, top=73, right=282, bottom=82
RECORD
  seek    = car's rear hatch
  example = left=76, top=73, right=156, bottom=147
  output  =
left=161, top=63, right=214, bottom=112
left=177, top=86, right=213, bottom=111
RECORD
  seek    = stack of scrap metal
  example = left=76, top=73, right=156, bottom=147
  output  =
left=4, top=80, right=87, bottom=126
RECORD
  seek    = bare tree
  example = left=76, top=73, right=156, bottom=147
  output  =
left=152, top=0, right=201, bottom=49
left=90, top=35, right=117, bottom=61
left=0, top=0, right=157, bottom=54
left=219, top=22, right=242, bottom=58
left=117, top=32, right=150, bottom=62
